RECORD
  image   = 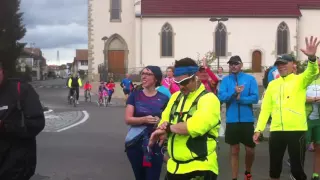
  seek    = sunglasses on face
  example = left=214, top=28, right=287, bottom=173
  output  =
left=229, top=62, right=240, bottom=66
left=141, top=72, right=154, bottom=76
left=173, top=74, right=195, bottom=86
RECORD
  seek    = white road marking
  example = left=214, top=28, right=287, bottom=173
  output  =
left=56, top=111, right=89, bottom=132
left=45, top=114, right=60, bottom=119
left=219, top=125, right=225, bottom=137
left=44, top=109, right=53, bottom=114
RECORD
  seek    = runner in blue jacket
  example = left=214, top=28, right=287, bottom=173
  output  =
left=217, top=55, right=259, bottom=179
left=218, top=73, right=259, bottom=123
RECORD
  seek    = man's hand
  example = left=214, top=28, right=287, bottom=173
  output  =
left=202, top=57, right=207, bottom=68
left=300, top=36, right=320, bottom=57
left=235, top=85, right=244, bottom=94
left=253, top=132, right=261, bottom=144
left=158, top=121, right=169, bottom=131
left=148, top=129, right=167, bottom=147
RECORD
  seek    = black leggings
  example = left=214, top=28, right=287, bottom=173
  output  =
left=107, top=93, right=112, bottom=103
left=269, top=131, right=306, bottom=180
left=165, top=171, right=217, bottom=180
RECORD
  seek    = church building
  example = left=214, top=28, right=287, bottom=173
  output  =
left=87, top=0, right=320, bottom=81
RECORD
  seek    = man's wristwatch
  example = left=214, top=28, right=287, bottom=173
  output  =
left=308, top=55, right=317, bottom=62
left=166, top=123, right=172, bottom=133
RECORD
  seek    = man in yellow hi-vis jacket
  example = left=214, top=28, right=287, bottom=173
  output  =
left=68, top=74, right=83, bottom=104
left=148, top=57, right=221, bottom=180
left=253, top=36, right=320, bottom=180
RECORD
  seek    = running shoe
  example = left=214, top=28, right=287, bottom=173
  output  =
left=245, top=173, right=252, bottom=180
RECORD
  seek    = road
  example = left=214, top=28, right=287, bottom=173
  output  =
left=30, top=79, right=314, bottom=180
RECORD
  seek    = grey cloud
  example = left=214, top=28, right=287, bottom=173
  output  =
left=20, top=0, right=87, bottom=28
left=20, top=0, right=88, bottom=49
left=22, top=23, right=87, bottom=49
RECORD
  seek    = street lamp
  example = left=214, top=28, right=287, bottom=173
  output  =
left=209, top=17, right=229, bottom=71
left=101, top=36, right=108, bottom=81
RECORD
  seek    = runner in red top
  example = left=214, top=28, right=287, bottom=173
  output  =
left=106, top=78, right=115, bottom=104
left=84, top=81, right=92, bottom=91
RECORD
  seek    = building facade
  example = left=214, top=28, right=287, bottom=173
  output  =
left=88, top=0, right=320, bottom=82
left=19, top=48, right=47, bottom=80
left=73, top=49, right=89, bottom=73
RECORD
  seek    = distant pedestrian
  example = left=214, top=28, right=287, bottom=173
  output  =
left=0, top=62, right=45, bottom=179
left=199, top=57, right=219, bottom=94
left=162, top=66, right=180, bottom=94
left=218, top=55, right=259, bottom=180
left=121, top=74, right=134, bottom=105
left=106, top=78, right=115, bottom=104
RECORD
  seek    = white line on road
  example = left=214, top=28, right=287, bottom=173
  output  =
left=219, top=125, right=225, bottom=137
left=56, top=111, right=89, bottom=132
left=44, top=109, right=53, bottom=114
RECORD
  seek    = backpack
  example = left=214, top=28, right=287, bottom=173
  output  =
left=262, top=67, right=272, bottom=89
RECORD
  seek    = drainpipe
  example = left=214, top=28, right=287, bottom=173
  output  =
left=140, top=15, right=143, bottom=66
left=296, top=18, right=300, bottom=60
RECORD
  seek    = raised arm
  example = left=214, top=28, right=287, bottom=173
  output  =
left=299, top=36, right=320, bottom=88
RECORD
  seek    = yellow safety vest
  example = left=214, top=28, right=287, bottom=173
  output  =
left=159, top=84, right=220, bottom=175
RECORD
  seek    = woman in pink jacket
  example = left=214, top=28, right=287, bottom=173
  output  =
left=161, top=66, right=179, bottom=94
left=197, top=57, right=220, bottom=94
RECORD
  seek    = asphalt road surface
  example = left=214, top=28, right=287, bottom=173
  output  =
left=30, top=79, right=314, bottom=180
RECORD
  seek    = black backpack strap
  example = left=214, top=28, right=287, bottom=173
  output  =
left=169, top=92, right=183, bottom=123
left=186, top=90, right=208, bottom=120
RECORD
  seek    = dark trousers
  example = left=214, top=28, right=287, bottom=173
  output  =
left=69, top=87, right=79, bottom=100
left=269, top=131, right=306, bottom=180
left=165, top=171, right=217, bottom=180
left=107, top=91, right=113, bottom=103
left=126, top=140, right=163, bottom=180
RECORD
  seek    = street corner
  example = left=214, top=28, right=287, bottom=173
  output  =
left=43, top=110, right=89, bottom=132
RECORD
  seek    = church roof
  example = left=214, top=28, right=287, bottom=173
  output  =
left=141, top=0, right=320, bottom=17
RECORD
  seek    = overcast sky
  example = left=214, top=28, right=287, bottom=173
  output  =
left=20, top=0, right=87, bottom=65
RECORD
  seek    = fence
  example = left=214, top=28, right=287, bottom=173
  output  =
left=98, top=62, right=267, bottom=82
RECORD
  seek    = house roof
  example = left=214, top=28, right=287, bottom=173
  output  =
left=74, top=49, right=88, bottom=61
left=141, top=0, right=320, bottom=17
left=24, top=48, right=42, bottom=56
left=21, top=48, right=46, bottom=61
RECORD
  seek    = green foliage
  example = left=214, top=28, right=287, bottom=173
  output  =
left=0, top=0, right=26, bottom=77
left=242, top=69, right=253, bottom=73
left=196, top=51, right=217, bottom=67
left=288, top=51, right=308, bottom=74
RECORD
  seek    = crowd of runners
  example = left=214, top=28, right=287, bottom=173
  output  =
left=123, top=36, right=320, bottom=180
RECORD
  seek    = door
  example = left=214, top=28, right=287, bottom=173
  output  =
left=252, top=50, right=262, bottom=72
left=108, top=50, right=125, bottom=75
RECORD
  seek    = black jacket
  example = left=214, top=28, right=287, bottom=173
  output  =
left=0, top=80, right=45, bottom=179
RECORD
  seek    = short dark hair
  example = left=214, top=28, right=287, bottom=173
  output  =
left=174, top=57, right=197, bottom=68
left=167, top=66, right=175, bottom=71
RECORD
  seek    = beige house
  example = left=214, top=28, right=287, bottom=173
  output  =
left=73, top=49, right=89, bottom=74
left=19, top=48, right=47, bottom=80
left=88, top=0, right=320, bottom=82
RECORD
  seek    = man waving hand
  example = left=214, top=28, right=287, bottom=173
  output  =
left=254, top=36, right=320, bottom=180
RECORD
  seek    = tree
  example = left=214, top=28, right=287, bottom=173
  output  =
left=289, top=51, right=307, bottom=74
left=0, top=0, right=26, bottom=77
left=196, top=51, right=217, bottom=68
